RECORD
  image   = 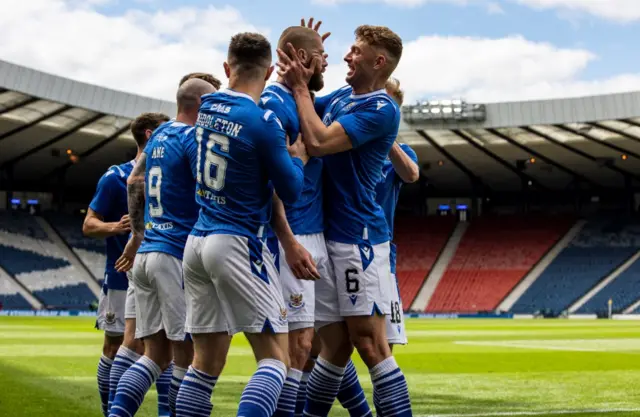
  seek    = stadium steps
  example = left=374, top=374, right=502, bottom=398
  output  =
left=569, top=249, right=640, bottom=314
left=409, top=221, right=468, bottom=311
left=499, top=219, right=586, bottom=312
left=34, top=216, right=101, bottom=298
left=624, top=298, right=640, bottom=314
left=0, top=264, right=44, bottom=309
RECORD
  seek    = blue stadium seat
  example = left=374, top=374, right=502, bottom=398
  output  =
left=511, top=218, right=640, bottom=316
left=577, top=257, right=640, bottom=314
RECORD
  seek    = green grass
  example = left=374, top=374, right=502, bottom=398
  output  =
left=1, top=317, right=640, bottom=416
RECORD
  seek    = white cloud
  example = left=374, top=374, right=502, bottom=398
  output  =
left=1, top=0, right=639, bottom=106
left=320, top=35, right=640, bottom=103
left=486, top=2, right=505, bottom=14
left=514, top=0, right=640, bottom=23
left=315, top=0, right=470, bottom=7
left=0, top=0, right=265, bottom=102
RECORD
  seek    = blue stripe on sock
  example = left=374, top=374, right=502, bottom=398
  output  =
left=157, top=363, right=173, bottom=417
left=303, top=358, right=345, bottom=417
left=175, top=366, right=217, bottom=417
left=109, top=357, right=161, bottom=417
left=294, top=374, right=309, bottom=417
left=108, top=352, right=138, bottom=414
left=237, top=360, right=286, bottom=417
left=337, top=360, right=372, bottom=417
left=98, top=356, right=113, bottom=417
left=372, top=364, right=412, bottom=417
left=274, top=376, right=301, bottom=417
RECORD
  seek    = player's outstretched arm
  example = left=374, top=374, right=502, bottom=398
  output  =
left=271, top=194, right=320, bottom=280
left=276, top=44, right=352, bottom=157
left=389, top=142, right=419, bottom=183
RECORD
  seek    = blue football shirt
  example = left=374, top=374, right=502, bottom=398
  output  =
left=318, top=85, right=400, bottom=245
left=138, top=120, right=200, bottom=260
left=375, top=143, right=418, bottom=273
left=89, top=160, right=135, bottom=291
left=191, top=89, right=305, bottom=239
left=261, top=82, right=324, bottom=236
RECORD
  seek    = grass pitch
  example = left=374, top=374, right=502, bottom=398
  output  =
left=1, top=317, right=639, bottom=417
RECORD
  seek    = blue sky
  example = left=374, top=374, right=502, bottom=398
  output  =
left=2, top=0, right=640, bottom=103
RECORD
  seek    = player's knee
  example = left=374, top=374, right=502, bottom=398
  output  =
left=103, top=335, right=123, bottom=358
left=351, top=333, right=389, bottom=367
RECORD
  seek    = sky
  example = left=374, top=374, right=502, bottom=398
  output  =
left=1, top=0, right=640, bottom=104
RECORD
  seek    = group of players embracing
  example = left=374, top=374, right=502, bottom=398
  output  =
left=82, top=16, right=419, bottom=417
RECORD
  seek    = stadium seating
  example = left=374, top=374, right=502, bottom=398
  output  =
left=394, top=215, right=456, bottom=309
left=44, top=212, right=106, bottom=284
left=427, top=215, right=574, bottom=313
left=577, top=256, right=640, bottom=315
left=0, top=275, right=31, bottom=310
left=511, top=218, right=640, bottom=316
left=0, top=211, right=97, bottom=309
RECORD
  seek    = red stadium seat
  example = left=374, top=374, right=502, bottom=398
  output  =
left=426, top=215, right=574, bottom=313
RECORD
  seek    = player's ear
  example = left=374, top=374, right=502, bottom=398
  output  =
left=265, top=65, right=275, bottom=81
left=223, top=62, right=231, bottom=79
left=374, top=54, right=386, bottom=70
left=298, top=48, right=308, bottom=64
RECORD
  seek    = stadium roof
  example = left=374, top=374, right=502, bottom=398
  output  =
left=1, top=58, right=640, bottom=194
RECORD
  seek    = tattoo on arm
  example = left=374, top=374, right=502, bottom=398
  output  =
left=127, top=154, right=147, bottom=238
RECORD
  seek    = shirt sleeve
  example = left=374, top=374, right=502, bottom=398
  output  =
left=257, top=110, right=304, bottom=205
left=314, top=93, right=332, bottom=117
left=180, top=127, right=199, bottom=180
left=89, top=170, right=119, bottom=217
left=397, top=143, right=419, bottom=184
left=336, top=98, right=399, bottom=148
left=261, top=95, right=295, bottom=144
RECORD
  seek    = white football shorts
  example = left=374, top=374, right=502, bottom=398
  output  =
left=131, top=252, right=187, bottom=341
left=124, top=273, right=136, bottom=320
left=320, top=240, right=392, bottom=320
left=385, top=273, right=407, bottom=345
left=183, top=234, right=288, bottom=335
left=278, top=233, right=332, bottom=331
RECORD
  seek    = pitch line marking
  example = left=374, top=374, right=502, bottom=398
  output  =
left=416, top=408, right=640, bottom=416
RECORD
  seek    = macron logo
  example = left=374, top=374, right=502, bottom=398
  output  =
left=261, top=97, right=271, bottom=105
left=253, top=260, right=264, bottom=271
left=376, top=101, right=388, bottom=111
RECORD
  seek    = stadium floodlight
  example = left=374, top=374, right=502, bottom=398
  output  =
left=402, top=98, right=487, bottom=124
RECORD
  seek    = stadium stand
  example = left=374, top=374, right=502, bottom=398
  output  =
left=0, top=272, right=32, bottom=310
left=0, top=211, right=97, bottom=309
left=426, top=215, right=574, bottom=313
left=44, top=212, right=106, bottom=284
left=511, top=218, right=640, bottom=316
left=576, top=254, right=640, bottom=315
left=394, top=215, right=456, bottom=308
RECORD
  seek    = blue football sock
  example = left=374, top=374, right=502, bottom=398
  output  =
left=175, top=366, right=217, bottom=417
left=109, top=356, right=162, bottom=417
left=303, top=357, right=345, bottom=417
left=237, top=358, right=286, bottom=417
left=157, top=362, right=173, bottom=416
left=370, top=357, right=412, bottom=417
left=108, top=346, right=141, bottom=414
left=274, top=368, right=303, bottom=417
left=169, top=366, right=188, bottom=416
left=337, top=360, right=372, bottom=417
left=294, top=372, right=310, bottom=417
left=98, top=355, right=113, bottom=417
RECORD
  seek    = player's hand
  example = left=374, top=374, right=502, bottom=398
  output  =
left=301, top=17, right=331, bottom=42
left=276, top=43, right=321, bottom=89
left=284, top=241, right=321, bottom=281
left=111, top=214, right=131, bottom=235
left=288, top=134, right=309, bottom=165
left=115, top=235, right=141, bottom=273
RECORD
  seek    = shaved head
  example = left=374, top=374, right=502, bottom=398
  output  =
left=277, top=26, right=326, bottom=91
left=177, top=78, right=217, bottom=112
left=278, top=26, right=321, bottom=52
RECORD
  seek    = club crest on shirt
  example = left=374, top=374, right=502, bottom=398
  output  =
left=288, top=293, right=305, bottom=310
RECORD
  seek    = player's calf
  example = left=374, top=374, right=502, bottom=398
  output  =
left=108, top=319, right=142, bottom=414
left=98, top=334, right=122, bottom=417
left=275, top=327, right=314, bottom=417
